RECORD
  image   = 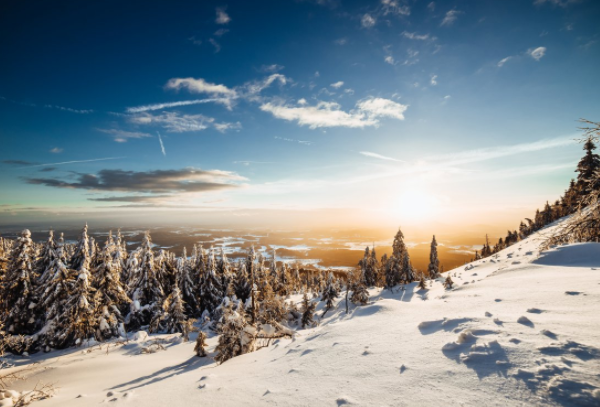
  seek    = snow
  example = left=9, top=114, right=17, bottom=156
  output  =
left=4, top=217, right=600, bottom=406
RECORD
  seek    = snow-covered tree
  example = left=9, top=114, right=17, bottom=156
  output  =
left=350, top=273, right=369, bottom=305
left=233, top=263, right=251, bottom=303
left=70, top=224, right=90, bottom=271
left=358, top=247, right=378, bottom=287
left=126, top=231, right=164, bottom=330
left=177, top=248, right=198, bottom=316
left=321, top=272, right=339, bottom=316
left=199, top=247, right=223, bottom=316
left=427, top=235, right=440, bottom=279
left=400, top=250, right=415, bottom=283
left=195, top=330, right=208, bottom=357
left=36, top=230, right=57, bottom=286
left=1, top=229, right=40, bottom=336
left=214, top=302, right=256, bottom=364
left=156, top=285, right=187, bottom=334
left=94, top=238, right=130, bottom=341
left=443, top=275, right=454, bottom=290
left=300, top=294, right=316, bottom=328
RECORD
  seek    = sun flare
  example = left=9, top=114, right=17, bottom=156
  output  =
left=392, top=189, right=439, bottom=221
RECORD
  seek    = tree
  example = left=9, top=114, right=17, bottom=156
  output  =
left=156, top=285, right=188, bottom=334
left=575, top=120, right=600, bottom=193
left=233, top=263, right=251, bottom=303
left=195, top=331, right=208, bottom=357
left=358, top=247, right=378, bottom=287
left=177, top=249, right=199, bottom=316
left=126, top=231, right=164, bottom=330
left=321, top=273, right=339, bottom=316
left=214, top=302, right=255, bottom=364
left=427, top=235, right=440, bottom=279
left=53, top=226, right=97, bottom=348
left=443, top=275, right=454, bottom=290
left=418, top=275, right=427, bottom=291
left=350, top=276, right=369, bottom=305
left=199, top=247, right=224, bottom=316
left=94, top=237, right=130, bottom=341
left=1, top=229, right=40, bottom=336
left=300, top=294, right=316, bottom=328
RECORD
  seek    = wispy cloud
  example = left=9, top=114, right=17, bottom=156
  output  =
left=441, top=9, right=462, bottom=26
left=402, top=31, right=431, bottom=41
left=96, top=128, right=152, bottom=142
left=233, top=161, right=276, bottom=166
left=260, top=64, right=284, bottom=73
left=165, top=77, right=236, bottom=97
left=214, top=121, right=242, bottom=133
left=23, top=157, right=126, bottom=169
left=2, top=160, right=37, bottom=166
left=528, top=46, right=547, bottom=61
left=384, top=55, right=395, bottom=65
left=330, top=81, right=344, bottom=89
left=260, top=97, right=407, bottom=129
left=44, top=105, right=93, bottom=114
left=534, top=0, right=580, bottom=7
left=360, top=151, right=404, bottom=162
left=126, top=98, right=230, bottom=113
left=215, top=8, right=231, bottom=24
left=361, top=14, right=376, bottom=28
left=430, top=75, right=438, bottom=86
left=50, top=147, right=63, bottom=153
left=334, top=38, right=347, bottom=45
left=157, top=132, right=166, bottom=156
left=209, top=38, right=221, bottom=53
left=129, top=111, right=214, bottom=133
left=381, top=0, right=410, bottom=16
left=497, top=56, right=513, bottom=67
left=274, top=136, right=314, bottom=146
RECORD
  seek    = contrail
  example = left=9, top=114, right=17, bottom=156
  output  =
left=157, top=131, right=166, bottom=156
left=126, top=98, right=228, bottom=113
left=24, top=157, right=125, bottom=168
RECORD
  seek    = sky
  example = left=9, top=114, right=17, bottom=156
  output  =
left=1, top=0, right=599, bottom=235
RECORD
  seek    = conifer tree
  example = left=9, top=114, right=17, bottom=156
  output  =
left=126, top=231, right=164, bottom=329
left=195, top=330, right=208, bottom=357
left=350, top=274, right=369, bottom=305
left=36, top=230, right=57, bottom=286
left=576, top=128, right=600, bottom=193
left=321, top=272, right=339, bottom=316
left=214, top=301, right=255, bottom=364
left=70, top=224, right=91, bottom=272
left=177, top=249, right=198, bottom=316
left=94, top=238, right=130, bottom=340
left=53, top=225, right=97, bottom=348
left=418, top=275, right=427, bottom=290
left=427, top=235, right=440, bottom=279
left=443, top=275, right=454, bottom=290
left=1, top=229, right=39, bottom=336
left=199, top=247, right=223, bottom=316
left=157, top=284, right=188, bottom=334
left=300, top=293, right=316, bottom=328
left=233, top=263, right=251, bottom=303
left=400, top=250, right=415, bottom=283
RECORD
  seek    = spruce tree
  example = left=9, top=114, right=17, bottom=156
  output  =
left=126, top=231, right=164, bottom=329
left=36, top=230, right=57, bottom=287
left=177, top=249, right=199, bottom=316
left=94, top=237, right=130, bottom=340
left=300, top=293, right=316, bottom=328
left=214, top=302, right=255, bottom=364
left=443, top=275, right=454, bottom=290
left=195, top=330, right=208, bottom=357
left=350, top=274, right=369, bottom=305
left=1, top=229, right=40, bottom=336
left=576, top=131, right=600, bottom=192
left=427, top=235, right=440, bottom=279
left=321, top=272, right=339, bottom=316
left=233, top=263, right=251, bottom=303
left=157, top=284, right=188, bottom=334
left=199, top=247, right=224, bottom=316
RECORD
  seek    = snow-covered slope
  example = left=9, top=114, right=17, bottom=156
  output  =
left=5, top=219, right=600, bottom=406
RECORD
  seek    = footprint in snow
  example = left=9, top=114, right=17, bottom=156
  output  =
left=527, top=308, right=544, bottom=314
left=495, top=299, right=502, bottom=302
left=565, top=291, right=583, bottom=296
left=509, top=338, right=521, bottom=344
left=400, top=364, right=407, bottom=373
left=540, top=329, right=558, bottom=340
left=485, top=311, right=492, bottom=317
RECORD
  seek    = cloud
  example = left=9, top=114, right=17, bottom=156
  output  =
left=157, top=132, right=166, bottom=156
left=330, top=81, right=344, bottom=89
left=384, top=55, right=395, bottom=65
left=428, top=2, right=435, bottom=11
left=214, top=28, right=229, bottom=37
left=528, top=46, right=546, bottom=61
left=334, top=38, right=347, bottom=45
left=96, top=128, right=152, bottom=142
left=126, top=98, right=231, bottom=113
left=402, top=31, right=430, bottom=40
left=239, top=74, right=288, bottom=100
left=534, top=0, right=580, bottom=6
left=39, top=167, right=56, bottom=172
left=356, top=97, right=407, bottom=120
left=441, top=9, right=461, bottom=26
left=26, top=168, right=246, bottom=195
left=381, top=0, right=410, bottom=16
left=44, top=105, right=93, bottom=114
left=21, top=157, right=125, bottom=168
left=165, top=77, right=236, bottom=97
left=50, top=147, right=63, bottom=153
left=497, top=56, right=513, bottom=67
left=260, top=64, right=284, bottom=73
left=2, top=160, right=37, bottom=166
left=361, top=14, right=376, bottom=28
left=129, top=111, right=214, bottom=133
left=209, top=38, right=221, bottom=53
left=233, top=161, right=276, bottom=166
left=215, top=8, right=231, bottom=24
left=260, top=97, right=407, bottom=129
left=430, top=75, right=438, bottom=85
left=274, top=136, right=314, bottom=146
left=214, top=121, right=242, bottom=133
left=89, top=195, right=173, bottom=203
left=360, top=151, right=404, bottom=162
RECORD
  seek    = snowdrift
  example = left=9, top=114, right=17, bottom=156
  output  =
left=4, top=216, right=600, bottom=406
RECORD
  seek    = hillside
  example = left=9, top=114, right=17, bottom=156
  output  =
left=3, top=216, right=600, bottom=407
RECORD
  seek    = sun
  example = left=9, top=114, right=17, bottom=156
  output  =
left=392, top=188, right=439, bottom=222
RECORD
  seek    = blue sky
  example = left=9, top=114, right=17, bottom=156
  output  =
left=1, top=0, right=599, bottom=231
